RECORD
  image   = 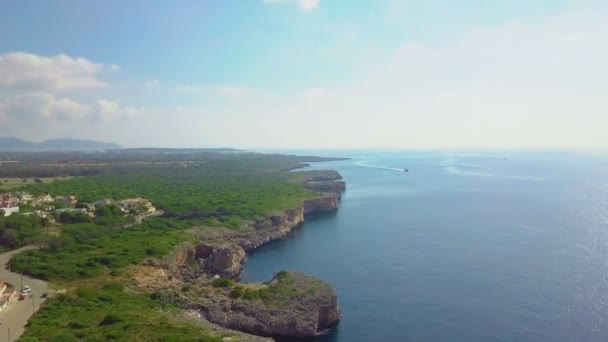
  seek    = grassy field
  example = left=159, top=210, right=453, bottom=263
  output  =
left=0, top=177, right=71, bottom=190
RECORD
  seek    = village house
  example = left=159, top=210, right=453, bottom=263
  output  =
left=0, top=193, right=19, bottom=208
left=0, top=193, right=20, bottom=216
left=119, top=198, right=156, bottom=214
left=75, top=202, right=96, bottom=212
left=15, top=191, right=33, bottom=202
left=95, top=199, right=114, bottom=207
left=34, top=194, right=54, bottom=205
left=54, top=195, right=77, bottom=206
left=0, top=281, right=18, bottom=312
left=1, top=206, right=20, bottom=217
left=33, top=210, right=49, bottom=218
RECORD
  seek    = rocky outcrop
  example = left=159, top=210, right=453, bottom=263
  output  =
left=303, top=195, right=340, bottom=215
left=295, top=170, right=343, bottom=183
left=156, top=170, right=345, bottom=339
left=167, top=272, right=340, bottom=338
left=303, top=181, right=346, bottom=195
left=193, top=243, right=247, bottom=279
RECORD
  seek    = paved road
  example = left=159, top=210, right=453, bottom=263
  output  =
left=0, top=246, right=49, bottom=341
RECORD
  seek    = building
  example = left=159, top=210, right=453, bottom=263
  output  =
left=0, top=206, right=19, bottom=217
left=15, top=191, right=33, bottom=202
left=33, top=210, right=49, bottom=218
left=34, top=194, right=54, bottom=204
left=0, top=193, right=19, bottom=208
left=95, top=199, right=114, bottom=207
left=0, top=282, right=18, bottom=312
left=54, top=196, right=77, bottom=206
left=119, top=198, right=156, bottom=214
left=75, top=202, right=95, bottom=212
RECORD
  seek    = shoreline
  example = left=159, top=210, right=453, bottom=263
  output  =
left=161, top=169, right=346, bottom=339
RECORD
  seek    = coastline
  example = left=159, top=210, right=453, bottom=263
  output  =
left=147, top=169, right=346, bottom=339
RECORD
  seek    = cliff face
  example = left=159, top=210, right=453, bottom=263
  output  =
left=303, top=195, right=340, bottom=215
left=187, top=194, right=340, bottom=279
left=172, top=272, right=340, bottom=338
left=192, top=243, right=247, bottom=279
left=304, top=181, right=346, bottom=195
left=159, top=170, right=345, bottom=338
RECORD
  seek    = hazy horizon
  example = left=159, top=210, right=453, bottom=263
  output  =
left=1, top=0, right=607, bottom=149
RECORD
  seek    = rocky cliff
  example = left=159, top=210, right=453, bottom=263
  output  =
left=157, top=271, right=340, bottom=338
left=184, top=193, right=340, bottom=280
left=152, top=170, right=345, bottom=338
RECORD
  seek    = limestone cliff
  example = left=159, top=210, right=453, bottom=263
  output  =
left=155, top=170, right=345, bottom=338
left=303, top=181, right=346, bottom=195
left=160, top=272, right=340, bottom=338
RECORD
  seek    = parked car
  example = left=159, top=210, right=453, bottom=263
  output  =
left=41, top=292, right=48, bottom=298
left=18, top=293, right=26, bottom=301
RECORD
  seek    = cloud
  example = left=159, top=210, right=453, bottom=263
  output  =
left=0, top=93, right=145, bottom=123
left=0, top=93, right=92, bottom=121
left=0, top=52, right=116, bottom=91
left=176, top=10, right=608, bottom=149
left=144, top=79, right=161, bottom=88
left=262, top=0, right=319, bottom=11
left=297, top=0, right=319, bottom=11
left=96, top=99, right=145, bottom=121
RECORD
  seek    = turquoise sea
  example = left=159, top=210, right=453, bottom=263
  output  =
left=243, top=151, right=608, bottom=341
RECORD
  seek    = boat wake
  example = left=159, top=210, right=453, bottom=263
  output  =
left=356, top=163, right=405, bottom=172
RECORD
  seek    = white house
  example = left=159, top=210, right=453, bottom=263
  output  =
left=1, top=206, right=19, bottom=217
left=119, top=198, right=156, bottom=214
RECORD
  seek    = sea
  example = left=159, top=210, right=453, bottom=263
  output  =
left=242, top=150, right=608, bottom=342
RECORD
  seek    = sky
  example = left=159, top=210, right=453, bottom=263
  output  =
left=1, top=0, right=607, bottom=149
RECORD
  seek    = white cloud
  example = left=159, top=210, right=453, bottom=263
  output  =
left=0, top=94, right=145, bottom=123
left=0, top=93, right=92, bottom=121
left=0, top=52, right=116, bottom=91
left=170, top=10, right=608, bottom=149
left=144, top=79, right=161, bottom=88
left=96, top=99, right=145, bottom=121
left=297, top=0, right=319, bottom=11
left=262, top=0, right=319, bottom=11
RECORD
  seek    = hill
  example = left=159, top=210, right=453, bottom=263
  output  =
left=0, top=137, right=121, bottom=151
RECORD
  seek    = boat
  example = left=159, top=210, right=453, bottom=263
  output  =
left=404, top=168, right=409, bottom=172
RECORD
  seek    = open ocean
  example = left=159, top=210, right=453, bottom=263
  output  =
left=243, top=151, right=608, bottom=341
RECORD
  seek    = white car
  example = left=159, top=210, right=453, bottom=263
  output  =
left=22, top=286, right=31, bottom=294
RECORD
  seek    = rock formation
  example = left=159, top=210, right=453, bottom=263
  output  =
left=151, top=170, right=346, bottom=338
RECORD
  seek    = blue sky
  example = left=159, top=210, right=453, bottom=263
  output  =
left=1, top=0, right=607, bottom=148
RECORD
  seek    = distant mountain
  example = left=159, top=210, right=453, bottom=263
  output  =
left=0, top=137, right=121, bottom=151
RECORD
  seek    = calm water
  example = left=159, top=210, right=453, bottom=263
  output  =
left=242, top=151, right=608, bottom=341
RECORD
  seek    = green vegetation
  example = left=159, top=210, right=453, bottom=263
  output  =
left=0, top=177, right=70, bottom=190
left=23, top=163, right=316, bottom=225
left=260, top=271, right=333, bottom=305
left=19, top=282, right=226, bottom=342
left=0, top=214, right=45, bottom=251
left=1, top=151, right=341, bottom=340
left=11, top=218, right=197, bottom=281
left=211, top=277, right=236, bottom=288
